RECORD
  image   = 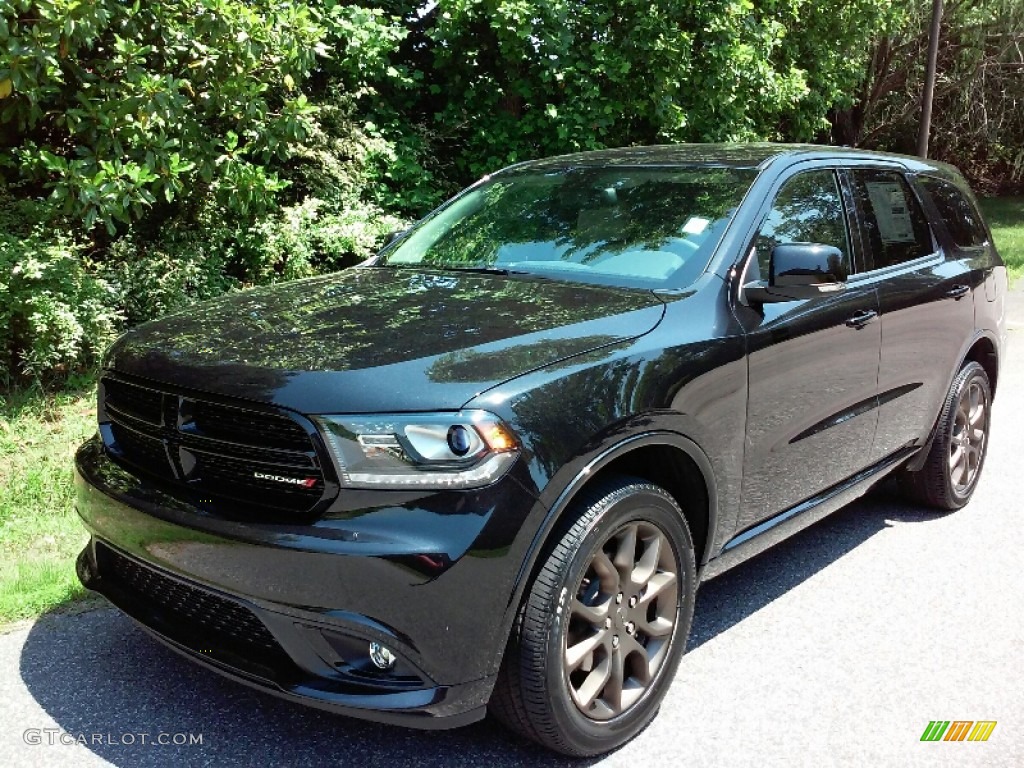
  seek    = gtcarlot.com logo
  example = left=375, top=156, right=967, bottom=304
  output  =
left=23, top=729, right=203, bottom=747
left=921, top=720, right=997, bottom=742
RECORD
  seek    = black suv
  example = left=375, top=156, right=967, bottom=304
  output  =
left=75, top=144, right=1007, bottom=755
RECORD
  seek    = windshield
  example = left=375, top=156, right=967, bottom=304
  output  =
left=383, top=166, right=757, bottom=288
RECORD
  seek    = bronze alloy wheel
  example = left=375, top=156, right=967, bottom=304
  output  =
left=564, top=521, right=679, bottom=720
left=489, top=476, right=696, bottom=756
left=949, top=378, right=988, bottom=493
left=898, top=361, right=993, bottom=510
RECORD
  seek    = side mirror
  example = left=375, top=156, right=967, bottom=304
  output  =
left=744, top=243, right=847, bottom=303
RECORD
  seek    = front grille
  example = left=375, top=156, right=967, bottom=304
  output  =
left=96, top=542, right=292, bottom=675
left=103, top=377, right=163, bottom=424
left=192, top=450, right=323, bottom=509
left=108, top=421, right=175, bottom=479
left=190, top=399, right=312, bottom=452
left=101, top=374, right=329, bottom=514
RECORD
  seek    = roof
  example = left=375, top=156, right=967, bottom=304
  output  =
left=498, top=142, right=961, bottom=177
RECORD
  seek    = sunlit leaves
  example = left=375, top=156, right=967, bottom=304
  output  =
left=0, top=0, right=331, bottom=232
left=419, top=0, right=897, bottom=177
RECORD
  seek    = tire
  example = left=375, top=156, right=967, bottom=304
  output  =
left=489, top=475, right=697, bottom=756
left=899, top=361, right=992, bottom=510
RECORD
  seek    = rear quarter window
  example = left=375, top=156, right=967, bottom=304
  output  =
left=848, top=169, right=934, bottom=270
left=918, top=175, right=989, bottom=248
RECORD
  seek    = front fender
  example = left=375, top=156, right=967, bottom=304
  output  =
left=485, top=424, right=719, bottom=678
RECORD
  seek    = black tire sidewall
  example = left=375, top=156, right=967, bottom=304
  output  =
left=942, top=363, right=991, bottom=506
left=538, top=486, right=697, bottom=754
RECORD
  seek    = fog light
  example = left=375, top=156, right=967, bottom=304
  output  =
left=368, top=641, right=397, bottom=670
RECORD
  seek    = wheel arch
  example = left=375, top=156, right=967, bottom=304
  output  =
left=509, top=432, right=718, bottom=620
left=962, top=333, right=999, bottom=398
left=905, top=329, right=1000, bottom=473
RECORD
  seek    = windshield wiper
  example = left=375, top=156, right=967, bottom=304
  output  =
left=380, top=263, right=554, bottom=280
left=429, top=265, right=545, bottom=278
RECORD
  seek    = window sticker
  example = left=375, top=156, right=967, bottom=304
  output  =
left=864, top=181, right=916, bottom=244
left=682, top=216, right=710, bottom=235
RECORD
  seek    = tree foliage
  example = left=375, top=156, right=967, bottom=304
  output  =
left=834, top=0, right=1024, bottom=192
left=0, top=0, right=336, bottom=231
left=0, top=0, right=1017, bottom=382
left=412, top=0, right=898, bottom=178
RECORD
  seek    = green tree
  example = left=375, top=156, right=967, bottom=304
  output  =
left=837, top=0, right=1024, bottom=191
left=405, top=0, right=899, bottom=179
left=0, top=1, right=337, bottom=232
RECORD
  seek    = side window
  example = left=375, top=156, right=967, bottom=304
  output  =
left=917, top=175, right=989, bottom=247
left=849, top=169, right=933, bottom=269
left=752, top=170, right=850, bottom=282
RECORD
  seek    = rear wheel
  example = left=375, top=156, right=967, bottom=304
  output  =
left=489, top=476, right=697, bottom=756
left=900, top=361, right=991, bottom=510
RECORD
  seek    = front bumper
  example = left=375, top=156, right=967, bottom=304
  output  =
left=74, top=436, right=544, bottom=728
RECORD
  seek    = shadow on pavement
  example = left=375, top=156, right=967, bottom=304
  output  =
left=17, top=486, right=944, bottom=767
left=689, top=483, right=949, bottom=649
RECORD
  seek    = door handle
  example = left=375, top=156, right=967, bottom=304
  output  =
left=845, top=309, right=878, bottom=329
left=946, top=284, right=970, bottom=300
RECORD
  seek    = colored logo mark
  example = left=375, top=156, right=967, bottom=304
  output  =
left=920, top=720, right=997, bottom=742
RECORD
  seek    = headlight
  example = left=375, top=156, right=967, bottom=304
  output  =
left=314, top=411, right=520, bottom=489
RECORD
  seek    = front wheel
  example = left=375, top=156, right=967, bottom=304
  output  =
left=900, top=361, right=992, bottom=510
left=489, top=476, right=697, bottom=756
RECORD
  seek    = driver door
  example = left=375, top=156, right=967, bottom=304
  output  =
left=737, top=167, right=882, bottom=527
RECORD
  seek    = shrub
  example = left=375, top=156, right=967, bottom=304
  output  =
left=9, top=0, right=993, bottom=384
left=100, top=196, right=408, bottom=328
left=0, top=225, right=119, bottom=383
left=246, top=198, right=407, bottom=280
left=100, top=226, right=238, bottom=328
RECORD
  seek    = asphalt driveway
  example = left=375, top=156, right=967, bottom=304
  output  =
left=1, top=330, right=1021, bottom=768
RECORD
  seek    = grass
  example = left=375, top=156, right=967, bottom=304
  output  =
left=0, top=375, right=96, bottom=625
left=979, top=196, right=1024, bottom=285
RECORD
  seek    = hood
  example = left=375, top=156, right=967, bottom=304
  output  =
left=105, top=267, right=665, bottom=413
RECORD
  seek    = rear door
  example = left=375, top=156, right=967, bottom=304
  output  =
left=736, top=165, right=882, bottom=527
left=842, top=167, right=976, bottom=463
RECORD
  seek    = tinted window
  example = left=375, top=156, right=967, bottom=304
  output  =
left=918, top=175, right=988, bottom=247
left=752, top=170, right=850, bottom=281
left=849, top=170, right=933, bottom=269
left=383, top=167, right=757, bottom=289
